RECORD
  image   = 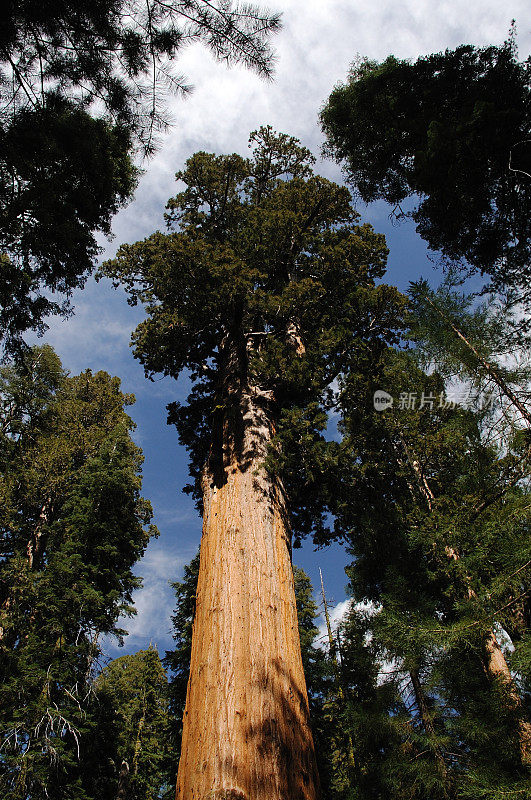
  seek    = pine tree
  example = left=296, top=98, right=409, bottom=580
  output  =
left=1, top=1, right=281, bottom=351
left=103, top=130, right=404, bottom=797
left=408, top=278, right=531, bottom=427
left=0, top=346, right=156, bottom=799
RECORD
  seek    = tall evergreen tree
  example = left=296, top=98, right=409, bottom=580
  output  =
left=102, top=127, right=404, bottom=799
left=0, top=346, right=156, bottom=799
left=326, top=348, right=531, bottom=797
left=163, top=551, right=200, bottom=793
left=83, top=646, right=172, bottom=800
left=408, top=278, right=531, bottom=428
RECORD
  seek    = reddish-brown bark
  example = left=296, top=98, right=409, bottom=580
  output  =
left=175, top=342, right=320, bottom=799
left=483, top=631, right=531, bottom=765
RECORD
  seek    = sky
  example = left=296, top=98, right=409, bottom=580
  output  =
left=35, top=0, right=531, bottom=661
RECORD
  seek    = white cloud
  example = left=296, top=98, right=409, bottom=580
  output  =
left=106, top=539, right=197, bottom=658
left=98, top=0, right=529, bottom=261
left=316, top=598, right=351, bottom=646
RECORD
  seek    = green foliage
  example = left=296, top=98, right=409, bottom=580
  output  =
left=321, top=37, right=531, bottom=307
left=85, top=647, right=172, bottom=800
left=293, top=565, right=327, bottom=697
left=102, top=127, right=405, bottom=539
left=2, top=0, right=281, bottom=148
left=163, top=550, right=200, bottom=786
left=316, top=346, right=531, bottom=798
left=0, top=346, right=157, bottom=799
left=0, top=0, right=281, bottom=351
left=321, top=604, right=410, bottom=800
left=0, top=98, right=137, bottom=354
left=408, top=278, right=531, bottom=435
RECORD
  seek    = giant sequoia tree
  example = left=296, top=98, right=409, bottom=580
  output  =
left=103, top=127, right=404, bottom=799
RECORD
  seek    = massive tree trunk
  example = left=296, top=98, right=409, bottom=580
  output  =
left=175, top=337, right=320, bottom=800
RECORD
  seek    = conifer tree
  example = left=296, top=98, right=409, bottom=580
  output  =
left=320, top=37, right=531, bottom=309
left=102, top=127, right=404, bottom=799
left=408, top=278, right=531, bottom=428
left=1, top=1, right=281, bottom=352
left=83, top=647, right=172, bottom=800
left=327, top=348, right=531, bottom=797
left=0, top=346, right=156, bottom=799
left=163, top=552, right=200, bottom=793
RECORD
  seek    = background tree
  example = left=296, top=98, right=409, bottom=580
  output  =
left=321, top=603, right=411, bottom=800
left=102, top=126, right=404, bottom=799
left=320, top=36, right=531, bottom=310
left=293, top=565, right=331, bottom=713
left=408, top=278, right=531, bottom=430
left=0, top=346, right=157, bottom=799
left=163, top=551, right=200, bottom=793
left=0, top=0, right=281, bottom=353
left=2, top=0, right=281, bottom=147
left=0, top=101, right=137, bottom=355
left=325, top=347, right=531, bottom=798
left=83, top=647, right=172, bottom=800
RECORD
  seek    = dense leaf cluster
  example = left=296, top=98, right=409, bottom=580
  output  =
left=0, top=0, right=280, bottom=353
left=321, top=38, right=531, bottom=307
left=0, top=99, right=137, bottom=353
left=2, top=0, right=281, bottom=147
left=315, top=346, right=531, bottom=799
left=102, top=128, right=405, bottom=538
left=85, top=647, right=172, bottom=800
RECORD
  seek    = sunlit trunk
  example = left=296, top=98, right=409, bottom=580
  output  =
left=175, top=338, right=320, bottom=800
left=483, top=631, right=531, bottom=765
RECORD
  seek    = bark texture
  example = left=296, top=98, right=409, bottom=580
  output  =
left=175, top=344, right=320, bottom=800
left=483, top=631, right=531, bottom=765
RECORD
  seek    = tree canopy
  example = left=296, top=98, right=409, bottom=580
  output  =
left=102, top=127, right=405, bottom=540
left=320, top=37, right=531, bottom=308
left=2, top=0, right=281, bottom=152
left=0, top=0, right=281, bottom=354
left=323, top=345, right=531, bottom=797
left=88, top=647, right=172, bottom=800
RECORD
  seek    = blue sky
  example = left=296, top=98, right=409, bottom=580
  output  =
left=34, top=0, right=531, bottom=660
